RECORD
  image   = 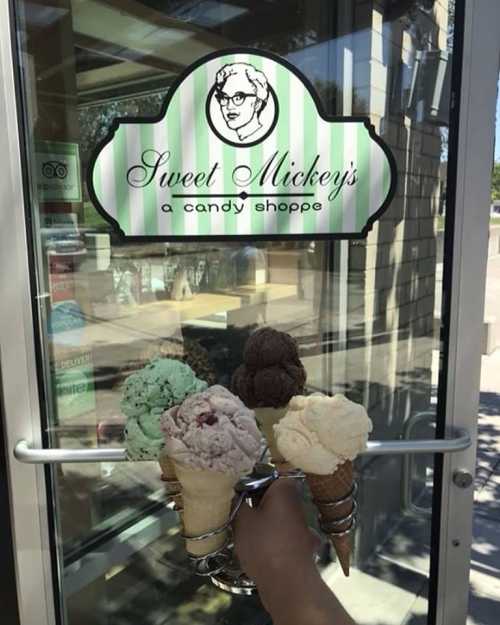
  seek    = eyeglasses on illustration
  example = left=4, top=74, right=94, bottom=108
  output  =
left=215, top=91, right=257, bottom=107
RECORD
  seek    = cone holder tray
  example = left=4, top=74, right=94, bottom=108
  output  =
left=163, top=462, right=359, bottom=595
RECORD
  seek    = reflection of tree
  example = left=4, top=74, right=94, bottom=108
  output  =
left=491, top=163, right=500, bottom=201
left=447, top=0, right=456, bottom=51
left=251, top=29, right=319, bottom=55
left=78, top=91, right=168, bottom=187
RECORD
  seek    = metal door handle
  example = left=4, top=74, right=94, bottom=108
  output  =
left=14, top=442, right=127, bottom=463
left=13, top=427, right=471, bottom=464
left=402, top=411, right=436, bottom=517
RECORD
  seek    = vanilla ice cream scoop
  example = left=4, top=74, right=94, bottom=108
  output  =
left=161, top=385, right=262, bottom=475
left=274, top=393, right=373, bottom=474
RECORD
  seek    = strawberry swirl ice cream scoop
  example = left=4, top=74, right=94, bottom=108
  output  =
left=161, top=385, right=262, bottom=475
left=161, top=385, right=263, bottom=557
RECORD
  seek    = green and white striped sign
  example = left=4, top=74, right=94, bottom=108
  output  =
left=89, top=49, right=396, bottom=240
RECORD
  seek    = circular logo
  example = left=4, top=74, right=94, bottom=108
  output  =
left=206, top=62, right=278, bottom=148
left=42, top=160, right=68, bottom=179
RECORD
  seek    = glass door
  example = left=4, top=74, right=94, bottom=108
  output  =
left=1, top=1, right=498, bottom=625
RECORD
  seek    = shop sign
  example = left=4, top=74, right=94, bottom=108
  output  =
left=36, top=141, right=82, bottom=203
left=89, top=49, right=396, bottom=240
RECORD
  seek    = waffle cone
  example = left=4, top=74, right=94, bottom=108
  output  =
left=255, top=407, right=292, bottom=473
left=159, top=452, right=183, bottom=511
left=159, top=452, right=176, bottom=480
left=174, top=461, right=238, bottom=557
left=306, top=460, right=354, bottom=577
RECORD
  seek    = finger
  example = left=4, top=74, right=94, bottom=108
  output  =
left=260, top=477, right=301, bottom=507
left=260, top=478, right=304, bottom=518
left=232, top=501, right=257, bottom=536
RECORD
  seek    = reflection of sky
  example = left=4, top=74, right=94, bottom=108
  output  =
left=286, top=39, right=336, bottom=82
left=285, top=32, right=368, bottom=84
left=25, top=1, right=67, bottom=26
left=285, top=28, right=393, bottom=82
left=172, top=1, right=247, bottom=27
left=289, top=40, right=500, bottom=166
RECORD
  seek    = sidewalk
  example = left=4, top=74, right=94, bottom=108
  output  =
left=467, top=347, right=500, bottom=624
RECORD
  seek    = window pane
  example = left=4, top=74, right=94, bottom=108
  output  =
left=14, top=1, right=456, bottom=623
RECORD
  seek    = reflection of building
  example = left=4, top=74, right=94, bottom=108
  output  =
left=340, top=2, right=450, bottom=568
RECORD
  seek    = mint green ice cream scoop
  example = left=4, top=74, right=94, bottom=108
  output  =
left=122, top=358, right=208, bottom=461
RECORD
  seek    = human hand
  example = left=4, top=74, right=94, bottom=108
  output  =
left=233, top=479, right=356, bottom=625
left=233, top=478, right=320, bottom=590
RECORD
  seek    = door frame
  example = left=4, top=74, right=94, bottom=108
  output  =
left=0, top=1, right=57, bottom=624
left=433, top=1, right=500, bottom=624
left=0, top=372, right=21, bottom=625
left=0, top=1, right=498, bottom=624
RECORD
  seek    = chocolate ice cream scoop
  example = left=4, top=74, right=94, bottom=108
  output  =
left=242, top=327, right=302, bottom=370
left=232, top=328, right=306, bottom=408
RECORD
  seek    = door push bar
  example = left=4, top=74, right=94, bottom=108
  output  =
left=14, top=427, right=471, bottom=465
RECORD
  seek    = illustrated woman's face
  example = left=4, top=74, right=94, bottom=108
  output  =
left=217, top=73, right=259, bottom=131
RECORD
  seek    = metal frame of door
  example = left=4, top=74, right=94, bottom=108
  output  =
left=432, top=2, right=500, bottom=623
left=0, top=1, right=58, bottom=623
left=0, top=1, right=499, bottom=624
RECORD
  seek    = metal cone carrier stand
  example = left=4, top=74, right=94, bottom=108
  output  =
left=164, top=461, right=359, bottom=595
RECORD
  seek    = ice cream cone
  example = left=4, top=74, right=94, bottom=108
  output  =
left=174, top=461, right=238, bottom=557
left=306, top=460, right=354, bottom=577
left=231, top=327, right=307, bottom=473
left=159, top=451, right=183, bottom=511
left=255, top=407, right=293, bottom=473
